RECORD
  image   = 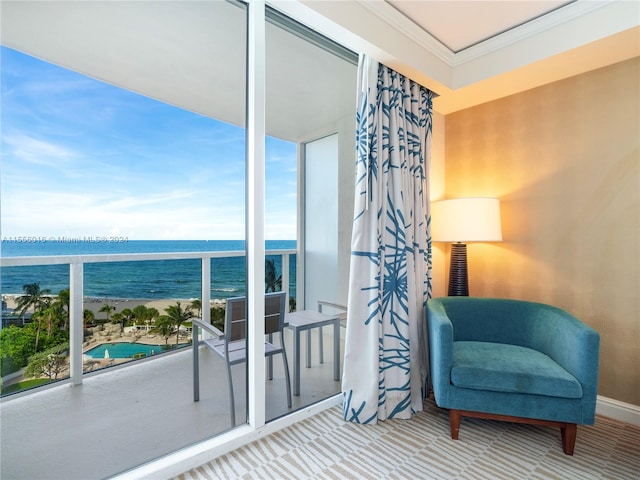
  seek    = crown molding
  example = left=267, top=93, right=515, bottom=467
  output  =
left=361, top=0, right=618, bottom=70
left=360, top=0, right=455, bottom=66
left=452, top=0, right=614, bottom=67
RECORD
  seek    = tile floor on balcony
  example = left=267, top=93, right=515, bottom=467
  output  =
left=1, top=328, right=343, bottom=480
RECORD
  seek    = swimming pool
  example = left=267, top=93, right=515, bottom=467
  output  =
left=84, top=342, right=178, bottom=359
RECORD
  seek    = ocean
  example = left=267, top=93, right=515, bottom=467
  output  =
left=0, top=240, right=296, bottom=301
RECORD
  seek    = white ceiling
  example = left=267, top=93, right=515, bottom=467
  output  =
left=388, top=0, right=573, bottom=53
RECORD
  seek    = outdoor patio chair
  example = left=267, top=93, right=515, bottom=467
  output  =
left=192, top=291, right=292, bottom=426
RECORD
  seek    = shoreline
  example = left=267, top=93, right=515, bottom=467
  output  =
left=2, top=294, right=226, bottom=319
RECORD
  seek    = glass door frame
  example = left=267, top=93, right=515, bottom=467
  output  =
left=112, top=2, right=343, bottom=477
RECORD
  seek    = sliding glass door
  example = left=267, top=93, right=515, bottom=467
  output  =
left=265, top=6, right=357, bottom=418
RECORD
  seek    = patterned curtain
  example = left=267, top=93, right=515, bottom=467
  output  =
left=342, top=55, right=433, bottom=423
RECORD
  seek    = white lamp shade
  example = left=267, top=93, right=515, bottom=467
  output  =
left=431, top=197, right=502, bottom=242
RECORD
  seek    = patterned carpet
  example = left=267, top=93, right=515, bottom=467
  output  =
left=174, top=398, right=640, bottom=480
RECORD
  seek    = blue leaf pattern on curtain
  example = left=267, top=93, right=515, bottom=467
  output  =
left=342, top=55, right=433, bottom=424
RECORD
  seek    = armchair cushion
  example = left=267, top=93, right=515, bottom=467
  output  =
left=452, top=341, right=583, bottom=399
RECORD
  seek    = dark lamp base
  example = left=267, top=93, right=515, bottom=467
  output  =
left=448, top=243, right=469, bottom=296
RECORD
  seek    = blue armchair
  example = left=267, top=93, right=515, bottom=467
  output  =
left=427, top=297, right=600, bottom=455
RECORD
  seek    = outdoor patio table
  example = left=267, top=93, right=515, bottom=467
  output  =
left=285, top=310, right=341, bottom=396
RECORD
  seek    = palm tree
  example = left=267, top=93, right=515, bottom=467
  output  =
left=151, top=316, right=174, bottom=346
left=161, top=302, right=194, bottom=345
left=15, top=283, right=51, bottom=320
left=99, top=303, right=115, bottom=322
left=265, top=258, right=282, bottom=293
left=52, top=288, right=70, bottom=331
left=16, top=283, right=52, bottom=351
left=289, top=296, right=296, bottom=313
left=210, top=305, right=225, bottom=332
left=190, top=299, right=202, bottom=319
left=132, top=305, right=150, bottom=324
left=30, top=309, right=46, bottom=353
left=44, top=303, right=65, bottom=337
left=83, top=309, right=95, bottom=327
left=131, top=305, right=158, bottom=333
left=111, top=313, right=123, bottom=332
left=31, top=303, right=63, bottom=352
left=118, top=308, right=134, bottom=333
left=146, top=307, right=159, bottom=322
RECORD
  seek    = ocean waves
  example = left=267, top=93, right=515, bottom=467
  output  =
left=1, top=240, right=296, bottom=301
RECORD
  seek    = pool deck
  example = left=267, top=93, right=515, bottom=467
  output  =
left=81, top=329, right=190, bottom=367
left=82, top=334, right=189, bottom=353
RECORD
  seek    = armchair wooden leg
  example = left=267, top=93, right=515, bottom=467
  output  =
left=561, top=423, right=577, bottom=455
left=449, top=409, right=461, bottom=440
left=447, top=409, right=578, bottom=455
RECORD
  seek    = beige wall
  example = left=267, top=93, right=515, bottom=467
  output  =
left=430, top=111, right=446, bottom=299
left=444, top=58, right=640, bottom=405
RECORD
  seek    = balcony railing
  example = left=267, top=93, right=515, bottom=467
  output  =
left=0, top=248, right=296, bottom=392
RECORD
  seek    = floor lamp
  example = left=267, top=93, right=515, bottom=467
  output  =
left=431, top=198, right=502, bottom=296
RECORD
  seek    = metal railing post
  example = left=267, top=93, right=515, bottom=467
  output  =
left=282, top=253, right=290, bottom=305
left=201, top=257, right=211, bottom=325
left=70, top=262, right=84, bottom=385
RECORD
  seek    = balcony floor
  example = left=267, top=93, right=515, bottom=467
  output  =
left=1, top=328, right=342, bottom=480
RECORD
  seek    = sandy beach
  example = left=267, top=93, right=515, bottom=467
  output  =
left=2, top=294, right=225, bottom=320
left=81, top=296, right=186, bottom=319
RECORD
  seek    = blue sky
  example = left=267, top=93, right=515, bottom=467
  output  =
left=1, top=46, right=297, bottom=241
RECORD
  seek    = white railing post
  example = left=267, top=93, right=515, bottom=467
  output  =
left=296, top=246, right=304, bottom=311
left=201, top=257, right=211, bottom=326
left=70, top=261, right=84, bottom=385
left=282, top=253, right=290, bottom=307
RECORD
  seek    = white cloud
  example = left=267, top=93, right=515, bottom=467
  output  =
left=2, top=132, right=78, bottom=166
left=103, top=190, right=196, bottom=210
left=0, top=185, right=250, bottom=240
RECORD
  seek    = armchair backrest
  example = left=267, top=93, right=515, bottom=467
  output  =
left=225, top=291, right=287, bottom=341
left=434, top=297, right=572, bottom=350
